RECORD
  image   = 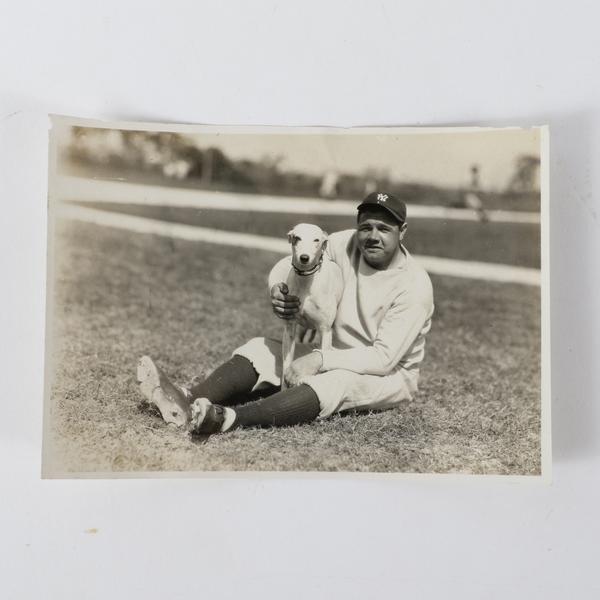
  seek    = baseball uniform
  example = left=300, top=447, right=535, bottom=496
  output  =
left=233, top=229, right=434, bottom=418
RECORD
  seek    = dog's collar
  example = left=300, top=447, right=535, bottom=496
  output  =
left=292, top=255, right=323, bottom=277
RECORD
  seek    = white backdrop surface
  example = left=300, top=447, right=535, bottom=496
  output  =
left=1, top=1, right=599, bottom=598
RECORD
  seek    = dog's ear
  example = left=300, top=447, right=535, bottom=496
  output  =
left=287, top=229, right=295, bottom=244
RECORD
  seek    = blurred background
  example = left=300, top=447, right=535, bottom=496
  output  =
left=60, top=125, right=541, bottom=212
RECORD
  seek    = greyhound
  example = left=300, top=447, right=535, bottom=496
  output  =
left=281, top=223, right=343, bottom=389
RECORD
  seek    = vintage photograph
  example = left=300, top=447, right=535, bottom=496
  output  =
left=43, top=117, right=549, bottom=477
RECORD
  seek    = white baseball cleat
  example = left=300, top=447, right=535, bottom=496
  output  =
left=189, top=397, right=229, bottom=435
left=137, top=356, right=190, bottom=427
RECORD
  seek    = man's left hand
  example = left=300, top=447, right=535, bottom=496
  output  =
left=284, top=352, right=322, bottom=387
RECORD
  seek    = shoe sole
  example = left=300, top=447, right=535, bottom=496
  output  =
left=137, top=356, right=188, bottom=427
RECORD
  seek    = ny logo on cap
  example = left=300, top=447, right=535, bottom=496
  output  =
left=377, top=193, right=389, bottom=202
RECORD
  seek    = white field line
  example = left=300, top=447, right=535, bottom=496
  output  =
left=56, top=175, right=540, bottom=224
left=56, top=203, right=541, bottom=287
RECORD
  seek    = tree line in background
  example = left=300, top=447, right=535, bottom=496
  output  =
left=64, top=127, right=540, bottom=210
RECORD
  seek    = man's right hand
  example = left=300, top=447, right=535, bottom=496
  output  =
left=270, top=282, right=300, bottom=320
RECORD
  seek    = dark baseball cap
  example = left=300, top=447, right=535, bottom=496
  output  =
left=357, top=192, right=407, bottom=224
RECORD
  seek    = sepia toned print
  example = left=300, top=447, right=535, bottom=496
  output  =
left=43, top=117, right=549, bottom=478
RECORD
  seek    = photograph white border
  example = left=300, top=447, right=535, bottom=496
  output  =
left=43, top=115, right=551, bottom=482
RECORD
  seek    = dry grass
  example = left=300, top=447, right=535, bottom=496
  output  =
left=44, top=217, right=541, bottom=475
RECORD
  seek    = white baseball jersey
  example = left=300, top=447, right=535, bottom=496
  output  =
left=269, top=229, right=434, bottom=377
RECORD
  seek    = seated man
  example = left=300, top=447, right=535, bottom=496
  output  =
left=137, top=192, right=434, bottom=434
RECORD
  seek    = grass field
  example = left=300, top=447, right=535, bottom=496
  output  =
left=75, top=201, right=541, bottom=268
left=44, top=211, right=541, bottom=475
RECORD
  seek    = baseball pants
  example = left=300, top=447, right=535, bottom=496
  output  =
left=233, top=337, right=419, bottom=418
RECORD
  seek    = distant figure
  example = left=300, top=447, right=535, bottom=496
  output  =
left=470, top=164, right=480, bottom=189
left=464, top=164, right=488, bottom=222
left=319, top=171, right=339, bottom=199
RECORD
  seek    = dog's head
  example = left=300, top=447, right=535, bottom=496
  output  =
left=287, top=223, right=329, bottom=272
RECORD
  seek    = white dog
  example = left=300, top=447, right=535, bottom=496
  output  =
left=281, top=223, right=344, bottom=389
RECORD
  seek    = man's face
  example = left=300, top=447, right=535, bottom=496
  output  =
left=356, top=208, right=407, bottom=269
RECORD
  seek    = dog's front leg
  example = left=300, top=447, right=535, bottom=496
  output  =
left=320, top=327, right=333, bottom=351
left=281, top=320, right=297, bottom=390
